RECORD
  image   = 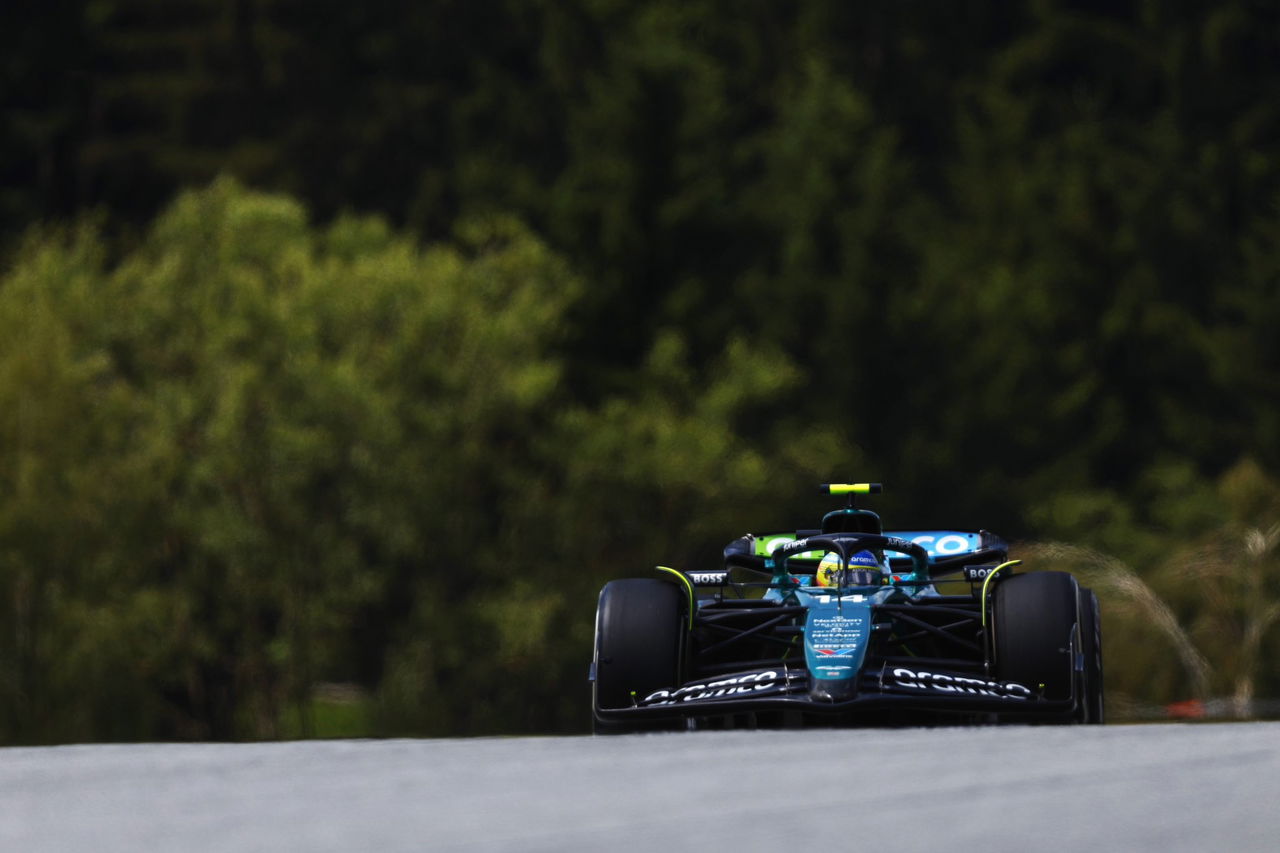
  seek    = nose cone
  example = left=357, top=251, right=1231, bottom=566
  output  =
left=804, top=600, right=871, bottom=702
left=810, top=675, right=858, bottom=702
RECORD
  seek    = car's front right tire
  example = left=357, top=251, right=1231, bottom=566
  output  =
left=592, top=578, right=685, bottom=734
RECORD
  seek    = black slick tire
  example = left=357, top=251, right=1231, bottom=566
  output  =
left=592, top=578, right=685, bottom=733
left=992, top=571, right=1080, bottom=710
left=1077, top=586, right=1105, bottom=724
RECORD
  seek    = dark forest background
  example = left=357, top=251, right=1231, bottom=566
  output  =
left=2, top=0, right=1279, bottom=741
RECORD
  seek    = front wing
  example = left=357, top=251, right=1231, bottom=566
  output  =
left=595, top=662, right=1081, bottom=723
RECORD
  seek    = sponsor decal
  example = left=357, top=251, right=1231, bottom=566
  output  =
left=816, top=665, right=852, bottom=672
left=779, top=537, right=809, bottom=553
left=882, top=536, right=916, bottom=555
left=963, top=565, right=1002, bottom=583
left=688, top=571, right=728, bottom=585
left=762, top=536, right=824, bottom=560
left=808, top=615, right=867, bottom=650
left=887, top=667, right=1032, bottom=700
left=906, top=534, right=970, bottom=555
left=891, top=532, right=980, bottom=557
left=761, top=536, right=793, bottom=555
left=816, top=648, right=856, bottom=656
left=640, top=670, right=783, bottom=706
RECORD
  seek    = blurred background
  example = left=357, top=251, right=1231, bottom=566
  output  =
left=1, top=0, right=1278, bottom=742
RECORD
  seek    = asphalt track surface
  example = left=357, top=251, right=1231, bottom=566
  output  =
left=2, top=723, right=1278, bottom=852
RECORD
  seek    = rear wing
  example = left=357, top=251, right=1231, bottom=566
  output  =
left=722, top=529, right=1009, bottom=576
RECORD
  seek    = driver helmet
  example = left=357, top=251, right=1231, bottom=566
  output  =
left=815, top=549, right=884, bottom=587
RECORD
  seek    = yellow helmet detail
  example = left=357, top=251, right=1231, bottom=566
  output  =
left=815, top=553, right=843, bottom=587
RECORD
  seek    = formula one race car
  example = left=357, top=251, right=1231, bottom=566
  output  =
left=590, top=484, right=1104, bottom=731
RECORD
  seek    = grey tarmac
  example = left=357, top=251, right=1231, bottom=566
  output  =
left=1, top=722, right=1277, bottom=852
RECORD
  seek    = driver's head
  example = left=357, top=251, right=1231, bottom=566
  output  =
left=815, top=549, right=884, bottom=587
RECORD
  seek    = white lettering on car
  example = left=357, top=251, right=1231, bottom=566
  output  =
left=640, top=670, right=782, bottom=706
left=934, top=535, right=969, bottom=555
left=905, top=533, right=976, bottom=556
left=889, top=667, right=1032, bottom=700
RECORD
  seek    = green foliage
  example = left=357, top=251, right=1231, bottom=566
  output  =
left=5, top=2, right=1280, bottom=736
left=0, top=180, right=574, bottom=738
left=0, top=179, right=836, bottom=740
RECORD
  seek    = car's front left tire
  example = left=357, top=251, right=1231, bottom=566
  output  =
left=992, top=571, right=1080, bottom=717
left=1077, top=586, right=1105, bottom=724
